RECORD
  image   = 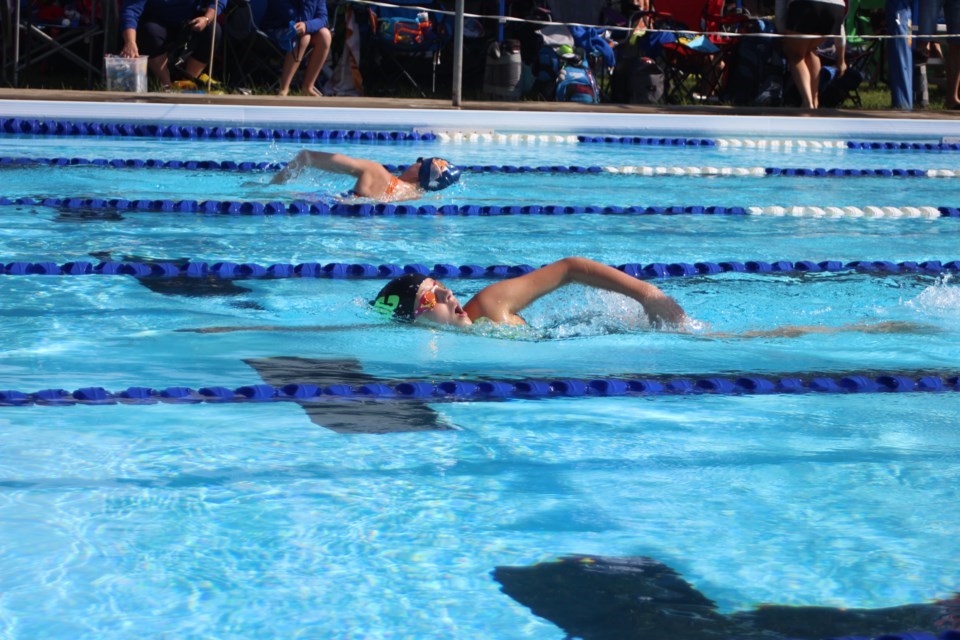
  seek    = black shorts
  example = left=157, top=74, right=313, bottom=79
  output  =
left=137, top=20, right=220, bottom=63
left=785, top=1, right=845, bottom=36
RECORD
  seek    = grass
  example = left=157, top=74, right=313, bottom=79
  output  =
left=6, top=60, right=954, bottom=112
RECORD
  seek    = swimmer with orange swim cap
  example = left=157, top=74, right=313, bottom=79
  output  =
left=271, top=150, right=461, bottom=202
left=372, top=257, right=687, bottom=329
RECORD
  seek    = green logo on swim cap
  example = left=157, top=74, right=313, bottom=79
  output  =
left=373, top=294, right=401, bottom=316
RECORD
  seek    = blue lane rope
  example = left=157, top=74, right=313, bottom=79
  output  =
left=0, top=118, right=435, bottom=142
left=6, top=118, right=959, bottom=153
left=1, top=198, right=957, bottom=218
left=2, top=373, right=958, bottom=406
left=2, top=259, right=959, bottom=280
left=1, top=156, right=954, bottom=178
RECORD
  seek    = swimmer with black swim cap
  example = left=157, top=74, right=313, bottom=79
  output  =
left=371, top=257, right=687, bottom=329
left=184, top=257, right=932, bottom=337
left=271, top=150, right=461, bottom=202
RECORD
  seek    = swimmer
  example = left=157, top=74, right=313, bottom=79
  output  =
left=182, top=256, right=936, bottom=337
left=372, top=257, right=686, bottom=329
left=270, top=151, right=461, bottom=202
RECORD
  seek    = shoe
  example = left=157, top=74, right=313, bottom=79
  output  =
left=196, top=73, right=222, bottom=88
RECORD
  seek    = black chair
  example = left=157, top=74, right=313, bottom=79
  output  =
left=222, top=0, right=284, bottom=92
left=2, top=0, right=107, bottom=87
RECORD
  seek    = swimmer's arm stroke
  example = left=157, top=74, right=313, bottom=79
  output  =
left=270, top=150, right=381, bottom=184
left=463, top=257, right=687, bottom=328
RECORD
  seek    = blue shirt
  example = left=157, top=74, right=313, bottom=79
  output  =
left=259, top=0, right=327, bottom=33
left=120, top=0, right=227, bottom=31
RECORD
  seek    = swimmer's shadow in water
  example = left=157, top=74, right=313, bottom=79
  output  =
left=244, top=356, right=451, bottom=434
left=493, top=555, right=958, bottom=640
left=88, top=251, right=262, bottom=307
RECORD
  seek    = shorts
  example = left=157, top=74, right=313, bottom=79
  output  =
left=918, top=0, right=960, bottom=43
left=785, top=1, right=845, bottom=36
left=137, top=20, right=220, bottom=63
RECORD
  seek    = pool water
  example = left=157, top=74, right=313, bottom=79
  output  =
left=1, top=121, right=960, bottom=639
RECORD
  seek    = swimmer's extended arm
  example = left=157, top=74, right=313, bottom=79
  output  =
left=270, top=150, right=383, bottom=184
left=463, top=257, right=686, bottom=328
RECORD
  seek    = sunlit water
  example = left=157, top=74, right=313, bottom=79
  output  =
left=0, top=129, right=959, bottom=639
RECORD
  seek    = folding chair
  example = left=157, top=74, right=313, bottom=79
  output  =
left=3, top=0, right=106, bottom=87
left=360, top=0, right=451, bottom=98
left=222, top=0, right=285, bottom=92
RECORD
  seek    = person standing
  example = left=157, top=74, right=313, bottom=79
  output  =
left=886, top=0, right=916, bottom=109
left=918, top=0, right=960, bottom=108
left=776, top=0, right=847, bottom=108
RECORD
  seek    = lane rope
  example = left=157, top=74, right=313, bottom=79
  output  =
left=4, top=157, right=959, bottom=178
left=1, top=198, right=954, bottom=218
left=5, top=118, right=959, bottom=152
left=2, top=373, right=958, bottom=406
left=2, top=259, right=957, bottom=280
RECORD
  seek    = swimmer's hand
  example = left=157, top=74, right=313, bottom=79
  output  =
left=705, top=320, right=941, bottom=340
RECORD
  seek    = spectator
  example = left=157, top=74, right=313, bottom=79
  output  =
left=918, top=0, right=960, bottom=109
left=120, top=0, right=226, bottom=89
left=775, top=0, right=847, bottom=108
left=886, top=0, right=915, bottom=109
left=259, top=0, right=332, bottom=96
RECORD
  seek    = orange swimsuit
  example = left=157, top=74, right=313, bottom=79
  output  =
left=384, top=176, right=400, bottom=197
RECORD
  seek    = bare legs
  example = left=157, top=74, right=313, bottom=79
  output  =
left=782, top=34, right=826, bottom=108
left=278, top=28, right=332, bottom=97
left=147, top=54, right=208, bottom=89
left=947, top=43, right=960, bottom=107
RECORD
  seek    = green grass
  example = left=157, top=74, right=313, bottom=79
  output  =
left=7, top=64, right=953, bottom=112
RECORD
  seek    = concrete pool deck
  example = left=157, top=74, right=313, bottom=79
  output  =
left=2, top=86, right=959, bottom=120
left=4, top=87, right=960, bottom=139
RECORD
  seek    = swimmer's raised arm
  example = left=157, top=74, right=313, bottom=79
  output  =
left=463, top=257, right=687, bottom=328
left=270, top=150, right=383, bottom=184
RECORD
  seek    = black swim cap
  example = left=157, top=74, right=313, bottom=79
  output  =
left=370, top=274, right=429, bottom=321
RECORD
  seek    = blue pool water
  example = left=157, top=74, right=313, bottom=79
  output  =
left=1, top=112, right=960, bottom=639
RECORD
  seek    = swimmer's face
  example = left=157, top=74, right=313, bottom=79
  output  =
left=412, top=278, right=472, bottom=327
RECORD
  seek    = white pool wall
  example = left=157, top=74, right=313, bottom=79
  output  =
left=3, top=100, right=960, bottom=138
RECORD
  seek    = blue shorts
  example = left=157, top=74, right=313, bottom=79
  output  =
left=919, top=0, right=960, bottom=43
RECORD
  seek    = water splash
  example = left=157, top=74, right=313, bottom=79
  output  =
left=906, top=274, right=960, bottom=323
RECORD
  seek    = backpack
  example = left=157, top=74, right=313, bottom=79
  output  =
left=611, top=56, right=663, bottom=104
left=555, top=59, right=599, bottom=103
left=724, top=20, right=784, bottom=106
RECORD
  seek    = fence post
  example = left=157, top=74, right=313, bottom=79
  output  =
left=451, top=0, right=464, bottom=107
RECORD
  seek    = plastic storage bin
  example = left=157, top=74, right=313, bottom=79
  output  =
left=104, top=55, right=148, bottom=93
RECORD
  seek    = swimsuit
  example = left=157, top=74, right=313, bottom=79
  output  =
left=384, top=176, right=401, bottom=197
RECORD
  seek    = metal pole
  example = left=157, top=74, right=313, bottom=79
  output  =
left=14, top=0, right=21, bottom=86
left=451, top=0, right=464, bottom=107
left=498, top=0, right=504, bottom=42
left=206, top=0, right=219, bottom=91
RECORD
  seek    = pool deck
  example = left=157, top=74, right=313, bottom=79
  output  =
left=2, top=87, right=958, bottom=120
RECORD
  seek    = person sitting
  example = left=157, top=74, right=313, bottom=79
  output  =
left=270, top=151, right=461, bottom=202
left=119, top=0, right=227, bottom=89
left=259, top=0, right=331, bottom=97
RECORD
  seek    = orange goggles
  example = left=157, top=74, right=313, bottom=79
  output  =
left=414, top=284, right=444, bottom=317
